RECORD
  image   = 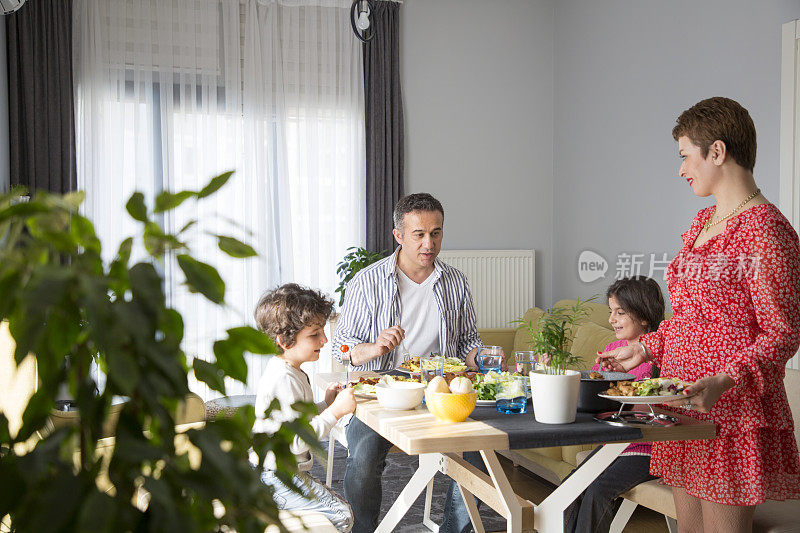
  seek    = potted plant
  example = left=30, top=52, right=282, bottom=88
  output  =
left=514, top=297, right=595, bottom=423
left=334, top=246, right=388, bottom=306
left=0, top=173, right=318, bottom=531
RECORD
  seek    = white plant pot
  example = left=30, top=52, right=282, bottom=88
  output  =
left=529, top=369, right=581, bottom=424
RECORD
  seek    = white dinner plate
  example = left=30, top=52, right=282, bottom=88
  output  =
left=597, top=392, right=697, bottom=405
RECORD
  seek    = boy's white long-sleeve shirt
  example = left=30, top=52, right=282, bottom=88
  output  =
left=250, top=356, right=338, bottom=471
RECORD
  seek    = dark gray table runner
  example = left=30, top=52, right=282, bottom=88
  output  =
left=468, top=404, right=643, bottom=449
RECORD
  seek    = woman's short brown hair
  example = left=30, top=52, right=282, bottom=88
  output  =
left=606, top=276, right=665, bottom=333
left=254, top=283, right=333, bottom=351
left=672, top=97, right=756, bottom=172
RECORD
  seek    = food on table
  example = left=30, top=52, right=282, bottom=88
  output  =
left=398, top=355, right=468, bottom=374
left=588, top=371, right=603, bottom=380
left=470, top=371, right=526, bottom=401
left=604, top=377, right=694, bottom=397
left=449, top=376, right=474, bottom=394
left=426, top=375, right=451, bottom=394
left=350, top=375, right=421, bottom=396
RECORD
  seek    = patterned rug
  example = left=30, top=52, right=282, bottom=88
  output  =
left=308, top=442, right=506, bottom=532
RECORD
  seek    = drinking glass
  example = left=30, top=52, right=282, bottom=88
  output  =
left=513, top=351, right=538, bottom=375
left=477, top=346, right=504, bottom=373
left=420, top=353, right=444, bottom=384
left=496, top=375, right=528, bottom=414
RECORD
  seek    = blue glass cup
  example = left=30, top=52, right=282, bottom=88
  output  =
left=477, top=346, right=503, bottom=373
left=496, top=375, right=528, bottom=414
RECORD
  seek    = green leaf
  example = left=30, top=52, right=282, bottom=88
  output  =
left=70, top=214, right=101, bottom=254
left=18, top=388, right=54, bottom=442
left=154, top=190, right=196, bottom=213
left=77, top=490, right=116, bottom=532
left=0, top=201, right=49, bottom=223
left=177, top=254, right=225, bottom=304
left=216, top=235, right=257, bottom=258
left=226, top=326, right=277, bottom=354
left=106, top=348, right=140, bottom=395
left=212, top=339, right=248, bottom=383
left=125, top=192, right=148, bottom=222
left=193, top=359, right=226, bottom=394
left=197, top=170, right=234, bottom=199
left=129, top=263, right=165, bottom=314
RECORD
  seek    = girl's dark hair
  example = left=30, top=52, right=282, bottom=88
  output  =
left=606, top=276, right=665, bottom=333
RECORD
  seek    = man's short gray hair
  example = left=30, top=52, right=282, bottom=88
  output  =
left=393, top=193, right=445, bottom=231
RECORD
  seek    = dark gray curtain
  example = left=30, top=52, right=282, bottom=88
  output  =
left=7, top=0, right=77, bottom=194
left=364, top=1, right=403, bottom=253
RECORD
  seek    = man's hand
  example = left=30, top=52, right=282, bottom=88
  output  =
left=324, top=382, right=342, bottom=406
left=664, top=374, right=734, bottom=413
left=350, top=326, right=405, bottom=366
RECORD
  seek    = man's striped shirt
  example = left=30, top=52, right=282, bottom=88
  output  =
left=332, top=248, right=483, bottom=371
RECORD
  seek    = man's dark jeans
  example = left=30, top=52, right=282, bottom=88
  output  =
left=343, top=416, right=394, bottom=533
left=439, top=451, right=486, bottom=533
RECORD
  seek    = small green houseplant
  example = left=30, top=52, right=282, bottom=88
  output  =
left=514, top=297, right=595, bottom=374
left=0, top=173, right=318, bottom=532
left=334, top=246, right=388, bottom=306
left=514, top=297, right=596, bottom=424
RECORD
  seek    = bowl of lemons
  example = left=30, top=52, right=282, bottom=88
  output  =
left=424, top=376, right=477, bottom=423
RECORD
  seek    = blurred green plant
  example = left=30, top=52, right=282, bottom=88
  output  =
left=334, top=246, right=388, bottom=306
left=0, top=172, right=318, bottom=532
left=512, top=297, right=596, bottom=375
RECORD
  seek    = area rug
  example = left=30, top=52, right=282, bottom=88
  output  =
left=308, top=442, right=506, bottom=532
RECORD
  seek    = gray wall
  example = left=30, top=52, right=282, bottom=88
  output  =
left=402, top=0, right=800, bottom=309
left=0, top=20, right=9, bottom=193
left=553, top=0, right=800, bottom=306
left=401, top=0, right=556, bottom=306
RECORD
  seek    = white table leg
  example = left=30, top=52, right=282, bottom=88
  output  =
left=375, top=453, right=440, bottom=533
left=457, top=483, right=485, bottom=533
left=481, top=450, right=523, bottom=533
left=535, top=441, right=629, bottom=533
left=422, top=478, right=439, bottom=532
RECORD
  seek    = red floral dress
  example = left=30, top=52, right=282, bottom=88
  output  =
left=640, top=203, right=800, bottom=505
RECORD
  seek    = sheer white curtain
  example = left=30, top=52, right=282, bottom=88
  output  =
left=73, top=0, right=365, bottom=400
left=243, top=0, right=365, bottom=382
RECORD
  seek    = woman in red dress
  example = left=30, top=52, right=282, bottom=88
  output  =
left=598, top=97, right=800, bottom=533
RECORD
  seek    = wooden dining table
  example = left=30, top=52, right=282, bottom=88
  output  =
left=315, top=371, right=716, bottom=533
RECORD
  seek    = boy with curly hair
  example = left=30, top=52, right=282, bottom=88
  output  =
left=252, top=283, right=355, bottom=532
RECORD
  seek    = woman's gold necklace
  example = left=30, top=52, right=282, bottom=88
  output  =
left=703, top=188, right=761, bottom=233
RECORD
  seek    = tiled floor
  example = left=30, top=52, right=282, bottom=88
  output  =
left=309, top=442, right=668, bottom=532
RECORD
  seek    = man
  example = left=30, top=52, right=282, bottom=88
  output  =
left=333, top=193, right=491, bottom=532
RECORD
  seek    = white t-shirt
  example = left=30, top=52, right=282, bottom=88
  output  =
left=250, top=356, right=337, bottom=471
left=395, top=268, right=442, bottom=365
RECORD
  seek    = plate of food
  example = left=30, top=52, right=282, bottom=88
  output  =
left=471, top=371, right=531, bottom=406
left=598, top=377, right=696, bottom=404
left=350, top=375, right=422, bottom=398
left=396, top=356, right=469, bottom=375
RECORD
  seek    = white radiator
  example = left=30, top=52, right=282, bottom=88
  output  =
left=437, top=250, right=535, bottom=329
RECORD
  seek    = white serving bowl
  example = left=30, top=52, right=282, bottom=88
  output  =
left=375, top=381, right=426, bottom=410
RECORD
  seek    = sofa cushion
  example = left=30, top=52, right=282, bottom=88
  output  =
left=553, top=300, right=613, bottom=331
left=513, top=307, right=544, bottom=353
left=570, top=321, right=619, bottom=371
left=562, top=443, right=602, bottom=467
